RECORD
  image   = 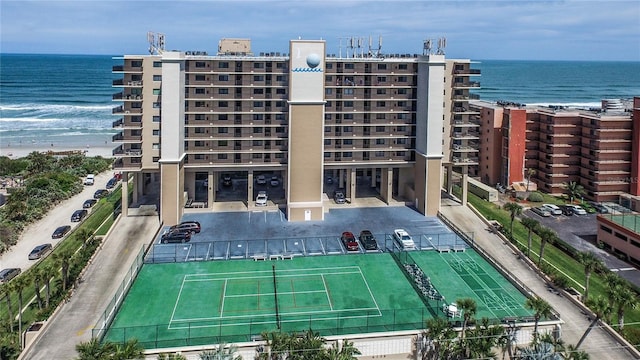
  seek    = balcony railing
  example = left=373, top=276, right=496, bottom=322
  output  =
left=112, top=118, right=123, bottom=128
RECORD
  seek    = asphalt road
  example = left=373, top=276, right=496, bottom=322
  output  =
left=0, top=171, right=116, bottom=274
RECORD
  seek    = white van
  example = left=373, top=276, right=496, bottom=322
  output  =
left=541, top=204, right=562, bottom=216
left=84, top=174, right=95, bottom=185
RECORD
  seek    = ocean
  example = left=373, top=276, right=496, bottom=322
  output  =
left=1, top=54, right=639, bottom=152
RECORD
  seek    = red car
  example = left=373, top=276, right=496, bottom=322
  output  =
left=341, top=231, right=359, bottom=252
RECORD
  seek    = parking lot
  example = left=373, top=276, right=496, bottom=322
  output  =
left=523, top=208, right=640, bottom=288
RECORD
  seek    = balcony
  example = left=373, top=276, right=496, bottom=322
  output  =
left=453, top=81, right=481, bottom=89
left=112, top=65, right=124, bottom=72
left=113, top=79, right=124, bottom=86
left=112, top=118, right=123, bottom=128
left=112, top=146, right=142, bottom=157
left=112, top=158, right=142, bottom=170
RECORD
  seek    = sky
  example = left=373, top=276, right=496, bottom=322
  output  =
left=1, top=0, right=639, bottom=61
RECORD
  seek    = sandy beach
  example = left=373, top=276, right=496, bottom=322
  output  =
left=0, top=144, right=114, bottom=158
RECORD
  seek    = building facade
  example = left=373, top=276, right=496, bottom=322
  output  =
left=111, top=38, right=476, bottom=224
left=469, top=99, right=638, bottom=203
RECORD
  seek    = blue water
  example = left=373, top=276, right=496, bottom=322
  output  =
left=1, top=54, right=639, bottom=148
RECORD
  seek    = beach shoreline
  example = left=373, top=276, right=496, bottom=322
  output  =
left=0, top=144, right=114, bottom=159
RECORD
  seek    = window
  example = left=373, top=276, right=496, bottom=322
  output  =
left=253, top=89, right=264, bottom=95
left=376, top=113, right=385, bottom=119
left=600, top=225, right=612, bottom=233
left=344, top=88, right=354, bottom=95
left=398, top=76, right=407, bottom=82
left=253, top=114, right=264, bottom=120
left=377, top=76, right=386, bottom=83
left=253, top=101, right=263, bottom=107
left=344, top=101, right=353, bottom=107
left=343, top=152, right=352, bottom=157
left=376, top=101, right=386, bottom=107
left=343, top=139, right=353, bottom=145
left=376, top=126, right=385, bottom=132
left=131, top=60, right=142, bottom=67
left=377, top=64, right=387, bottom=70
left=218, top=154, right=227, bottom=159
left=153, top=102, right=161, bottom=108
left=377, top=89, right=386, bottom=95
left=218, top=74, right=229, bottom=81
left=153, top=130, right=160, bottom=136
left=344, top=114, right=353, bottom=120
left=253, top=140, right=263, bottom=146
left=253, top=127, right=263, bottom=133
left=276, top=89, right=286, bottom=94
left=195, top=101, right=206, bottom=108
left=153, top=61, right=161, bottom=68
left=325, top=75, right=332, bottom=82
left=276, top=75, right=286, bottom=81
left=375, top=151, right=385, bottom=157
left=345, top=64, right=354, bottom=69
left=219, top=101, right=228, bottom=107
left=153, top=75, right=162, bottom=81
left=218, top=127, right=228, bottom=134
left=194, top=127, right=205, bottom=133
left=396, top=138, right=406, bottom=145
left=276, top=63, right=286, bottom=69
left=195, top=75, right=206, bottom=81
left=195, top=61, right=206, bottom=68
left=218, top=62, right=229, bottom=69
left=252, top=153, right=262, bottom=159
left=218, top=114, right=228, bottom=121
left=326, top=88, right=333, bottom=95
left=194, top=141, right=205, bottom=146
left=326, top=63, right=333, bottom=69
left=254, top=62, right=264, bottom=69
left=398, top=64, right=408, bottom=70
left=219, top=88, right=229, bottom=94
left=218, top=140, right=228, bottom=146
left=194, top=88, right=205, bottom=94
left=254, top=75, right=264, bottom=81
left=397, top=126, right=406, bottom=132
left=276, top=127, right=285, bottom=133
left=376, top=139, right=385, bottom=145
left=152, top=116, right=160, bottom=122
left=344, top=126, right=353, bottom=132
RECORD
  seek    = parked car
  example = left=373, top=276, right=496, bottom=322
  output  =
left=256, top=175, right=267, bottom=185
left=567, top=204, right=587, bottom=215
left=52, top=225, right=72, bottom=239
left=589, top=202, right=609, bottom=214
left=83, top=199, right=97, bottom=208
left=358, top=230, right=378, bottom=250
left=84, top=174, right=95, bottom=185
left=558, top=205, right=574, bottom=216
left=393, top=229, right=416, bottom=250
left=270, top=176, right=279, bottom=187
left=222, top=174, right=232, bottom=187
left=29, top=243, right=52, bottom=260
left=105, top=177, right=118, bottom=189
left=161, top=230, right=191, bottom=244
left=169, top=221, right=201, bottom=234
left=341, top=231, right=359, bottom=251
left=0, top=268, right=21, bottom=283
left=94, top=189, right=109, bottom=199
left=530, top=207, right=551, bottom=217
left=256, top=191, right=268, bottom=206
left=71, top=209, right=88, bottom=222
left=334, top=190, right=346, bottom=204
left=541, top=204, right=562, bottom=216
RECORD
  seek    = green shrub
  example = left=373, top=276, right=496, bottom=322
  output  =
left=527, top=192, right=544, bottom=202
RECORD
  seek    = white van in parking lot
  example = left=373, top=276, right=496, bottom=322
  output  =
left=541, top=204, right=562, bottom=216
left=84, top=174, right=95, bottom=185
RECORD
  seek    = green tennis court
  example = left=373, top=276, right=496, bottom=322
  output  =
left=102, top=250, right=534, bottom=348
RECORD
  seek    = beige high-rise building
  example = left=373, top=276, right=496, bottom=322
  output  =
left=111, top=38, right=478, bottom=225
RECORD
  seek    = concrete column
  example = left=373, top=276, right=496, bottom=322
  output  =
left=247, top=171, right=254, bottom=206
left=339, top=169, right=345, bottom=189
left=446, top=164, right=453, bottom=194
left=350, top=169, right=357, bottom=200
left=208, top=171, right=215, bottom=207
left=132, top=172, right=139, bottom=205
left=121, top=171, right=129, bottom=217
left=380, top=168, right=390, bottom=204
left=371, top=168, right=377, bottom=187
left=461, top=172, right=469, bottom=206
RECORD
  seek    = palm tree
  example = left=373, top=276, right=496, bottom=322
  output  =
left=41, top=263, right=55, bottom=309
left=199, top=342, right=242, bottom=360
left=12, top=275, right=28, bottom=344
left=420, top=317, right=457, bottom=360
left=1, top=282, right=14, bottom=331
left=577, top=251, right=603, bottom=302
left=613, top=286, right=638, bottom=331
left=521, top=217, right=539, bottom=258
left=31, top=267, right=45, bottom=310
left=158, top=353, right=187, bottom=360
left=536, top=227, right=557, bottom=267
left=112, top=338, right=144, bottom=360
left=563, top=344, right=590, bottom=360
left=576, top=296, right=611, bottom=349
left=258, top=331, right=293, bottom=360
left=75, top=337, right=116, bottom=360
left=326, top=339, right=361, bottom=360
left=525, top=168, right=536, bottom=192
left=563, top=181, right=585, bottom=203
left=53, top=248, right=73, bottom=292
left=465, top=317, right=504, bottom=360
left=503, top=202, right=523, bottom=239
left=456, top=297, right=477, bottom=357
left=525, top=296, right=553, bottom=346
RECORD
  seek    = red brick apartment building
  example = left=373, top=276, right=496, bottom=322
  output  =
left=470, top=97, right=639, bottom=204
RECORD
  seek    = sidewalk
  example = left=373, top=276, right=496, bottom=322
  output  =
left=21, top=214, right=160, bottom=360
left=439, top=198, right=636, bottom=359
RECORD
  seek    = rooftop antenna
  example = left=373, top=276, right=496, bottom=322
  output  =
left=368, top=35, right=383, bottom=58
left=423, top=38, right=433, bottom=55
left=147, top=31, right=165, bottom=55
left=436, top=37, right=447, bottom=55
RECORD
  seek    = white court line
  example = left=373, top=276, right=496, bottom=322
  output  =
left=220, top=279, right=227, bottom=316
left=321, top=274, right=334, bottom=311
left=358, top=267, right=382, bottom=316
left=225, top=289, right=327, bottom=298
left=184, top=265, right=361, bottom=278
left=168, top=276, right=187, bottom=327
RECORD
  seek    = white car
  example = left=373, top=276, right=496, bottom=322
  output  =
left=255, top=191, right=268, bottom=206
left=541, top=204, right=562, bottom=216
left=568, top=204, right=587, bottom=215
left=84, top=174, right=95, bottom=185
left=393, top=229, right=416, bottom=250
